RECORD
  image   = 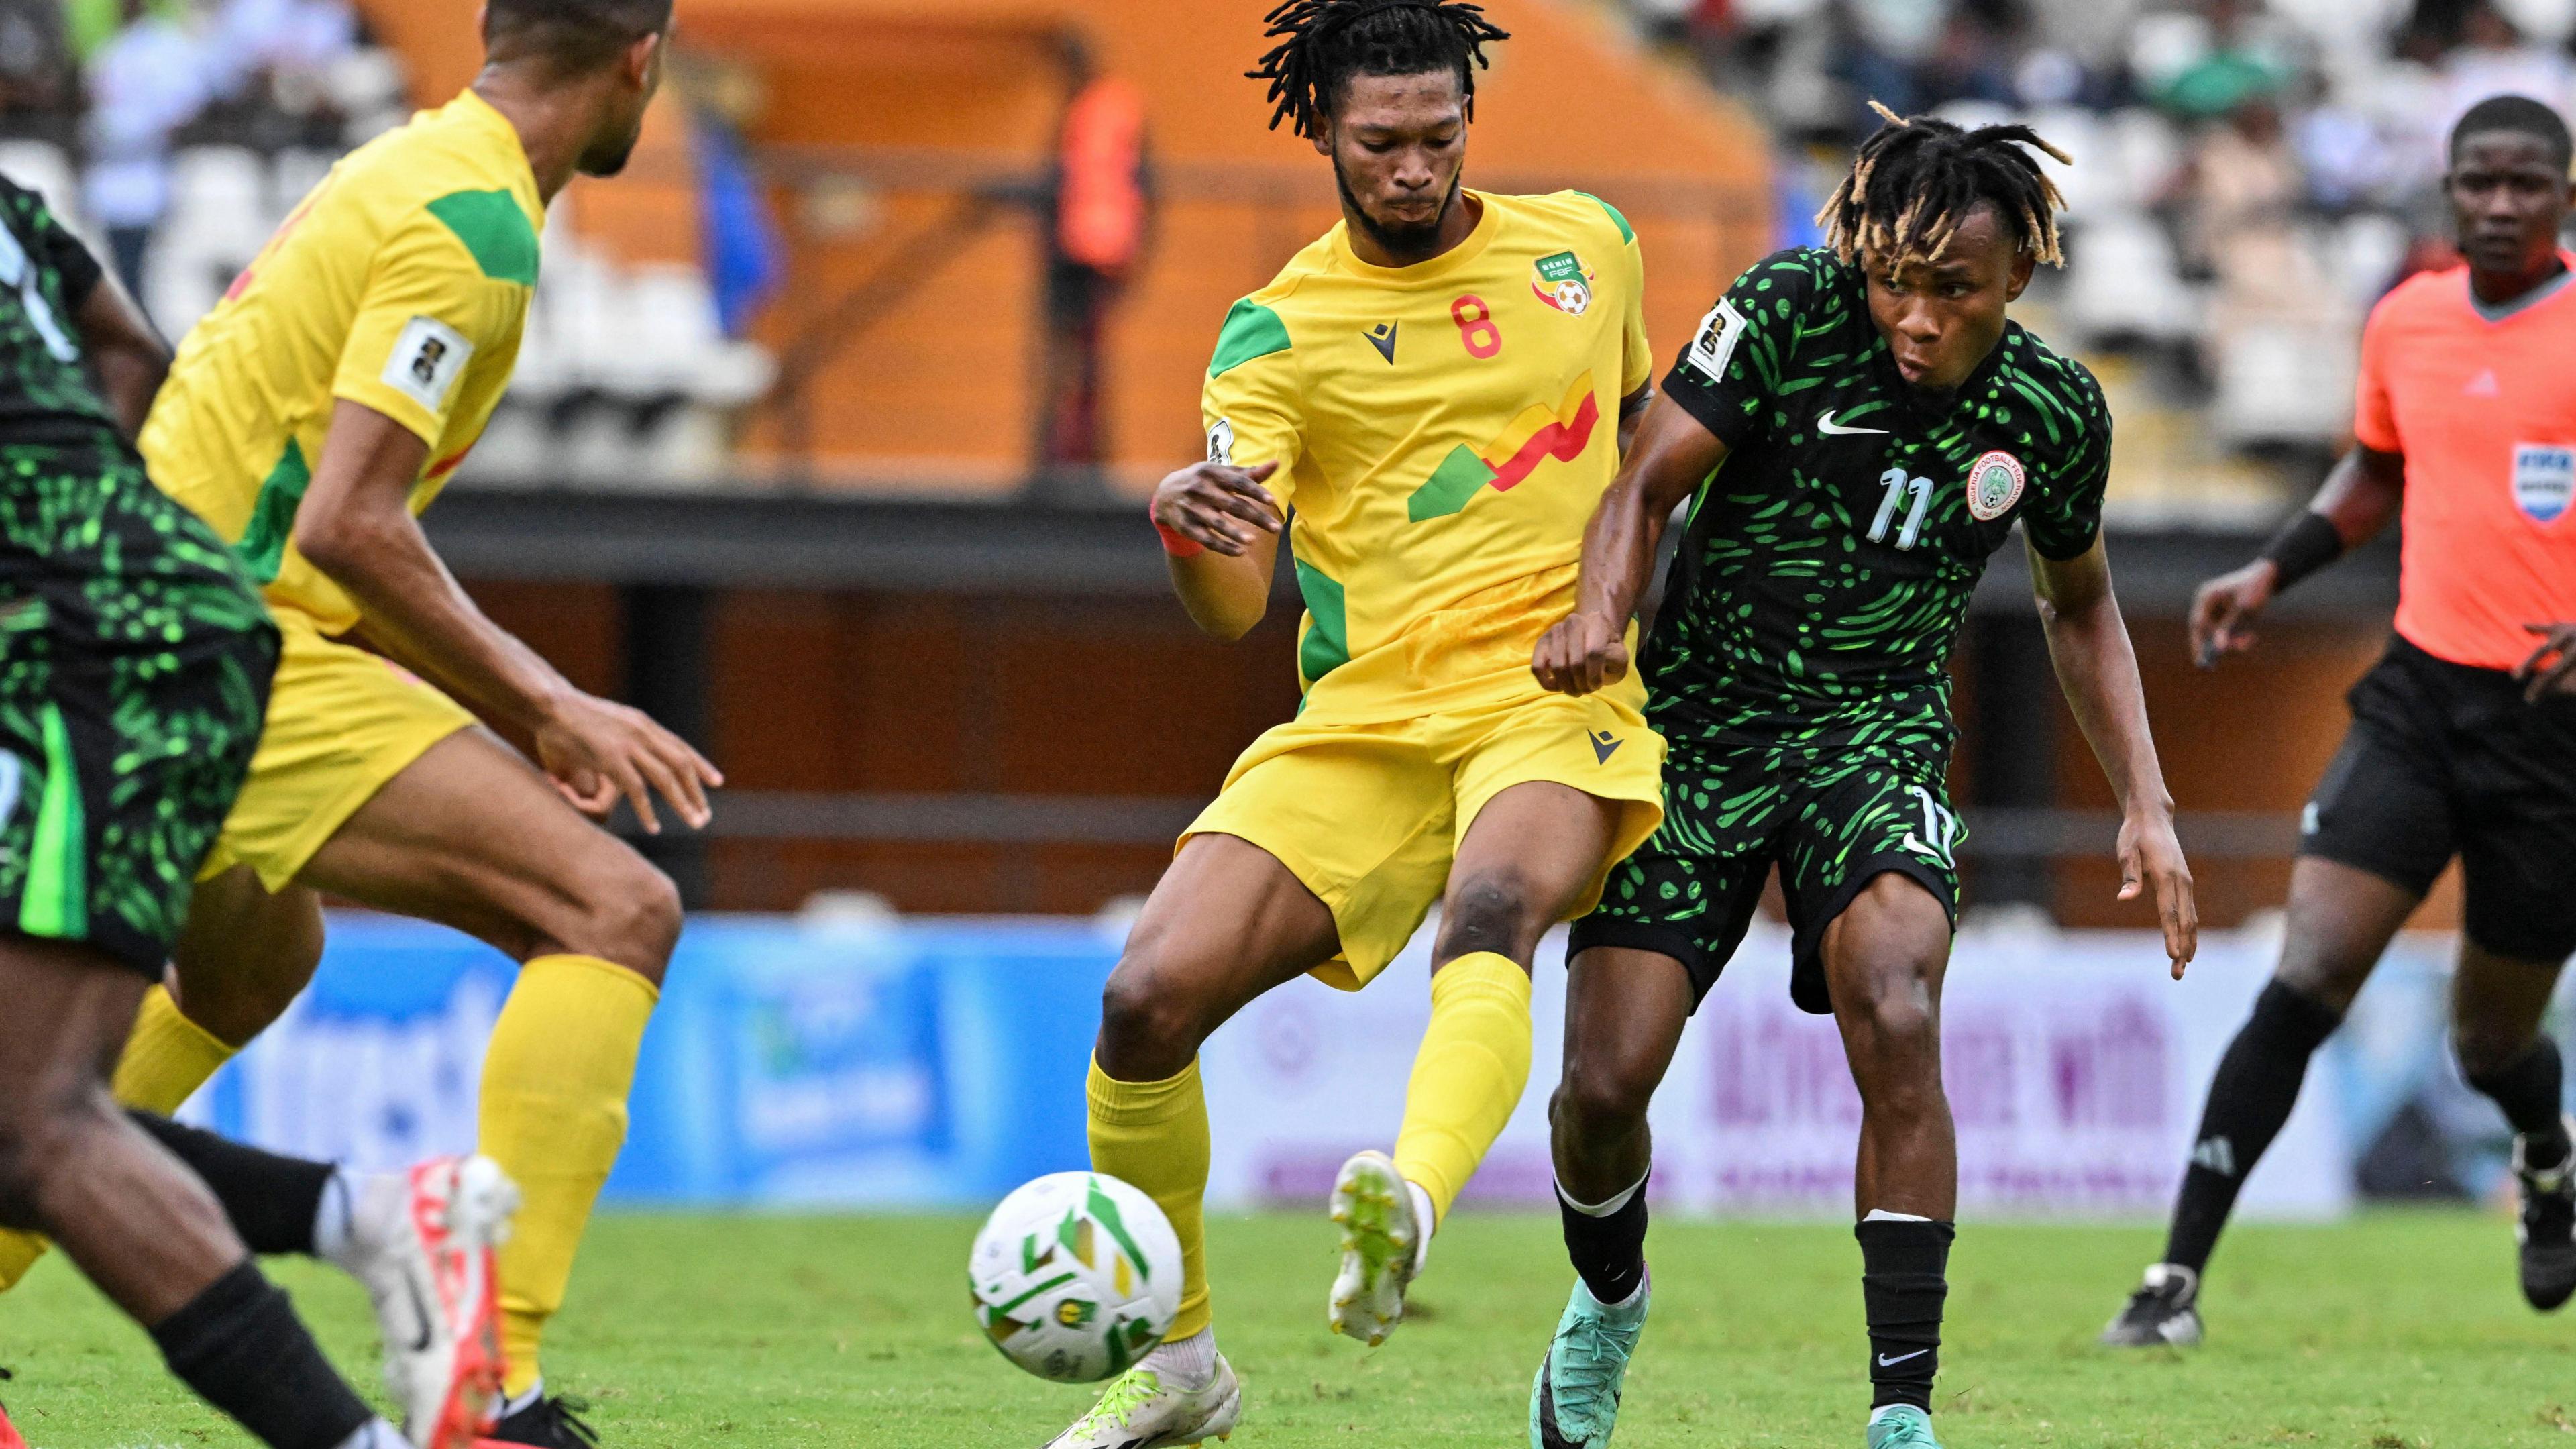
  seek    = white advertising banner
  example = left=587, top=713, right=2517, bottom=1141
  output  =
left=1199, top=923, right=2353, bottom=1220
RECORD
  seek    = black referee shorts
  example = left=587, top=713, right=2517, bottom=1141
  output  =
left=2302, top=635, right=2576, bottom=962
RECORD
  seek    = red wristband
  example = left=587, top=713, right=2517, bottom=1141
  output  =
left=1152, top=508, right=1204, bottom=558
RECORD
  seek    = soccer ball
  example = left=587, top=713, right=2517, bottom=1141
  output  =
left=969, top=1171, right=1183, bottom=1383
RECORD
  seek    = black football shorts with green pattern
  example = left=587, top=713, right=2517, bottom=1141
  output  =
left=0, top=438, right=278, bottom=975
left=1568, top=737, right=1963, bottom=1016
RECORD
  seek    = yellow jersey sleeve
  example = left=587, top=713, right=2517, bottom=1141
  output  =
left=1200, top=297, right=1303, bottom=508
left=330, top=193, right=535, bottom=447
left=1582, top=194, right=1652, bottom=400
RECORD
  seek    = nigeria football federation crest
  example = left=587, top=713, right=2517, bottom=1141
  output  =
left=1531, top=250, right=1594, bottom=316
left=1966, top=450, right=2025, bottom=521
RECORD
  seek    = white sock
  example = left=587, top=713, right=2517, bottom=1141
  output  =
left=1860, top=1209, right=1931, bottom=1224
left=1144, top=1326, right=1218, bottom=1389
left=1557, top=1171, right=1648, bottom=1218
left=1404, top=1179, right=1437, bottom=1275
left=331, top=1420, right=409, bottom=1449
left=312, top=1170, right=358, bottom=1270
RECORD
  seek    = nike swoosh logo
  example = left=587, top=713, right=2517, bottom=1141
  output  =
left=1818, top=410, right=1890, bottom=436
left=1877, top=1348, right=1931, bottom=1366
left=401, top=1273, right=435, bottom=1354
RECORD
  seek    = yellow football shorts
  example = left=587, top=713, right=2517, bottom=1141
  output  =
left=197, top=607, right=476, bottom=890
left=1184, top=687, right=1666, bottom=990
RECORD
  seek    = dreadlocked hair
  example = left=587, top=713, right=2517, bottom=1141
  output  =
left=1817, top=101, right=2072, bottom=269
left=1250, top=0, right=1510, bottom=140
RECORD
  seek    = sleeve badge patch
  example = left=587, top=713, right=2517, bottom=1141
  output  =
left=1967, top=450, right=2026, bottom=521
left=382, top=315, right=474, bottom=415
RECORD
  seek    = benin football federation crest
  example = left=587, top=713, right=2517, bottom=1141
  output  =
left=1531, top=250, right=1594, bottom=316
left=1966, top=449, right=2025, bottom=521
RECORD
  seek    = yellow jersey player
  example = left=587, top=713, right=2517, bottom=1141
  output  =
left=0, top=3, right=714, bottom=1444
left=1049, top=3, right=1666, bottom=1445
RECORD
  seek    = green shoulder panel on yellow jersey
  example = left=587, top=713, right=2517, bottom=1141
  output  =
left=1571, top=191, right=1635, bottom=245
left=1209, top=299, right=1291, bottom=378
left=425, top=189, right=540, bottom=285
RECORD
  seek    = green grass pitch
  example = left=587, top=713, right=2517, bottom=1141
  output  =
left=2, top=1210, right=2570, bottom=1446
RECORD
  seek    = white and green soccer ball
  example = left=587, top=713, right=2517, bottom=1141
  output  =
left=969, top=1171, right=1183, bottom=1383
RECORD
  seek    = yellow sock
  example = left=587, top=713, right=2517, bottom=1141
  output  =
left=479, top=954, right=657, bottom=1399
left=112, top=983, right=241, bottom=1112
left=0, top=985, right=237, bottom=1291
left=1087, top=1056, right=1213, bottom=1341
left=1393, top=951, right=1533, bottom=1226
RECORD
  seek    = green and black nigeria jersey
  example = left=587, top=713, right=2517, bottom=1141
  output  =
left=1646, top=245, right=2110, bottom=759
left=0, top=174, right=117, bottom=450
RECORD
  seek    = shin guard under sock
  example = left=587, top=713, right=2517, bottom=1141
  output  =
left=1558, top=1173, right=1649, bottom=1305
left=1857, top=1217, right=1953, bottom=1414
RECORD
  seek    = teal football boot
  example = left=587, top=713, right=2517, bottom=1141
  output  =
left=1528, top=1273, right=1649, bottom=1448
left=1866, top=1405, right=1943, bottom=1448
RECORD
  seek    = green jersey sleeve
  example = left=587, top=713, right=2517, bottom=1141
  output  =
left=2020, top=354, right=2113, bottom=561
left=1200, top=295, right=1302, bottom=507
left=1660, top=247, right=1837, bottom=451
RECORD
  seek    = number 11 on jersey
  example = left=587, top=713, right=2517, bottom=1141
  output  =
left=1868, top=466, right=1933, bottom=550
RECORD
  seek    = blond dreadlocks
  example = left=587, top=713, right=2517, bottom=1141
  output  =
left=1817, top=102, right=2072, bottom=268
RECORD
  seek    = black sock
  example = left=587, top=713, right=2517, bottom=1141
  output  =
left=2465, top=1038, right=2571, bottom=1165
left=149, top=1259, right=375, bottom=1449
left=128, top=1112, right=333, bottom=1257
left=2162, top=980, right=2341, bottom=1273
left=1857, top=1217, right=1953, bottom=1413
left=1558, top=1174, right=1648, bottom=1305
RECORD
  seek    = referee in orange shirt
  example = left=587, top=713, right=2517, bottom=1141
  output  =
left=2105, top=93, right=2576, bottom=1348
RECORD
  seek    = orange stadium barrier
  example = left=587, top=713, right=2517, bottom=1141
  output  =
left=360, top=0, right=1772, bottom=493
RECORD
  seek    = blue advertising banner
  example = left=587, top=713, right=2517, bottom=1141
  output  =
left=183, top=916, right=2567, bottom=1212
left=186, top=914, right=1120, bottom=1206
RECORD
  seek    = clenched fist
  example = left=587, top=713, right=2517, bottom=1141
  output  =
left=1532, top=610, right=1629, bottom=696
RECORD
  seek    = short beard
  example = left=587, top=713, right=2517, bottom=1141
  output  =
left=578, top=123, right=645, bottom=178
left=1334, top=156, right=1459, bottom=263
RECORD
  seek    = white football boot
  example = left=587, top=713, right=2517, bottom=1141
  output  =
left=1045, top=1355, right=1242, bottom=1448
left=335, top=1155, right=520, bottom=1448
left=1328, top=1150, right=1427, bottom=1347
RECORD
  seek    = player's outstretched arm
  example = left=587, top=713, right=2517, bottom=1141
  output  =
left=2030, top=535, right=2198, bottom=974
left=294, top=398, right=722, bottom=831
left=1532, top=395, right=1726, bottom=696
left=2190, top=443, right=2404, bottom=667
left=1149, top=458, right=1283, bottom=641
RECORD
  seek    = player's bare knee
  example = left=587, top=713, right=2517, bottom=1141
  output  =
left=550, top=849, right=682, bottom=983
left=1434, top=871, right=1542, bottom=964
left=1841, top=959, right=1941, bottom=1077
left=1096, top=955, right=1211, bottom=1079
left=1556, top=1051, right=1656, bottom=1137
left=175, top=945, right=319, bottom=1049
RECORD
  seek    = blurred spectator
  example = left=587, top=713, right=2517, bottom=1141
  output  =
left=2432, top=0, right=2575, bottom=140
left=1034, top=40, right=1150, bottom=496
left=0, top=0, right=75, bottom=128
left=83, top=0, right=209, bottom=291
left=2150, top=0, right=2296, bottom=119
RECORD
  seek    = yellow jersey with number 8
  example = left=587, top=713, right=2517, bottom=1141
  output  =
left=140, top=89, right=542, bottom=636
left=1202, top=189, right=1653, bottom=724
